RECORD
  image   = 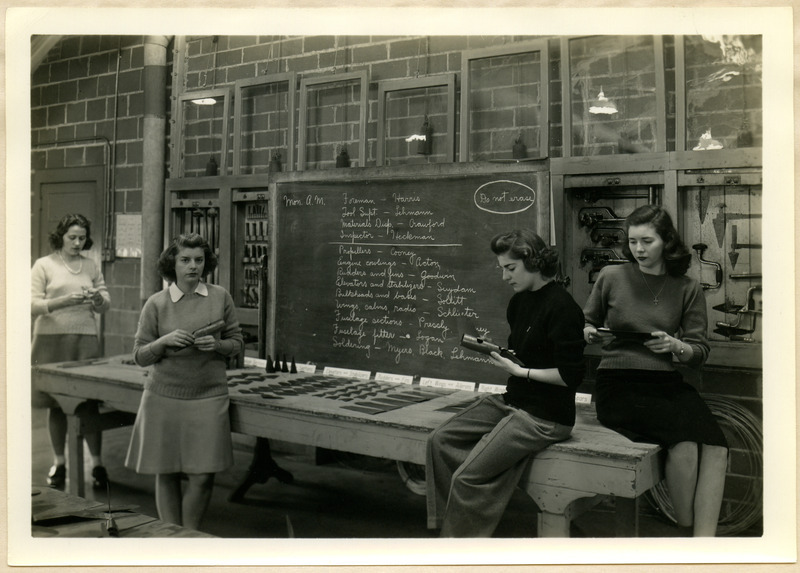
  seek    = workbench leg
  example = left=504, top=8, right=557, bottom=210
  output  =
left=614, top=497, right=640, bottom=537
left=228, top=438, right=294, bottom=503
left=538, top=511, right=571, bottom=537
left=66, top=414, right=86, bottom=498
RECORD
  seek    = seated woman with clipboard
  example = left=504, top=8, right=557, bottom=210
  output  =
left=583, top=204, right=728, bottom=537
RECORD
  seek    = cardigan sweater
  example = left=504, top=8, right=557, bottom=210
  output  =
left=133, top=282, right=244, bottom=400
left=583, top=264, right=709, bottom=371
left=31, top=253, right=111, bottom=336
left=502, top=281, right=586, bottom=426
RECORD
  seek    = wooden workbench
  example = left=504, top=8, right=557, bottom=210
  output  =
left=33, top=356, right=663, bottom=537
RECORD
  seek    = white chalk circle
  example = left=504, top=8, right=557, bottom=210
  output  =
left=473, top=180, right=536, bottom=215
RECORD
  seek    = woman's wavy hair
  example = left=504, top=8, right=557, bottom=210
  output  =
left=490, top=229, right=559, bottom=278
left=49, top=213, right=94, bottom=251
left=157, top=233, right=218, bottom=283
left=622, top=204, right=692, bottom=276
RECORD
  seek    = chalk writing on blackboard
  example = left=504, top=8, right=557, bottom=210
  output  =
left=274, top=174, right=547, bottom=383
left=474, top=179, right=536, bottom=215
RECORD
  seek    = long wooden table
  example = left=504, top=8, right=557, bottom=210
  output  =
left=33, top=356, right=663, bottom=537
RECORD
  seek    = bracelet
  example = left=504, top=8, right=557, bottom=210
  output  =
left=673, top=342, right=685, bottom=356
left=526, top=369, right=531, bottom=380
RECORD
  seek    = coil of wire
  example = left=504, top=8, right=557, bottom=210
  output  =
left=645, top=394, right=763, bottom=536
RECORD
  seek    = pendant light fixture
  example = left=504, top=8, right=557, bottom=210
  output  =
left=416, top=115, right=433, bottom=155
left=268, top=39, right=283, bottom=172
left=693, top=129, right=723, bottom=151
left=406, top=37, right=433, bottom=157
left=191, top=36, right=219, bottom=105
left=334, top=37, right=351, bottom=168
left=589, top=87, right=618, bottom=115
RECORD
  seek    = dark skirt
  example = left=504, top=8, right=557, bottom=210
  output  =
left=595, top=369, right=728, bottom=449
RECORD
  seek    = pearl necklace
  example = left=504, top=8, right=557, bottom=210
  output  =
left=639, top=268, right=667, bottom=305
left=58, top=251, right=83, bottom=275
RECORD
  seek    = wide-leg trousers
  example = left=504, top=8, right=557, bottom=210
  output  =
left=426, top=393, right=573, bottom=537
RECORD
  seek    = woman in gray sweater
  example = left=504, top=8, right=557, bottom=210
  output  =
left=126, top=233, right=243, bottom=530
left=583, top=204, right=728, bottom=537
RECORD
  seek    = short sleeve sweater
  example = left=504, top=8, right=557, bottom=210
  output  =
left=133, top=282, right=244, bottom=400
left=31, top=253, right=111, bottom=336
left=503, top=281, right=586, bottom=426
left=582, top=264, right=709, bottom=371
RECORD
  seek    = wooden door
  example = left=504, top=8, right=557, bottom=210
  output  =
left=31, top=167, right=106, bottom=264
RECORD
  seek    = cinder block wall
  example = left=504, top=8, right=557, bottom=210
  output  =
left=179, top=35, right=565, bottom=174
left=31, top=35, right=151, bottom=356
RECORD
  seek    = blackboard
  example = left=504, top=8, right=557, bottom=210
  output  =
left=273, top=172, right=549, bottom=384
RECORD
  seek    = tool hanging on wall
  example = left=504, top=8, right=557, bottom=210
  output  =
left=728, top=224, right=762, bottom=269
left=578, top=206, right=625, bottom=230
left=697, top=187, right=711, bottom=224
left=192, top=208, right=205, bottom=239
left=714, top=285, right=761, bottom=341
left=711, top=210, right=762, bottom=250
left=589, top=226, right=626, bottom=247
left=580, top=248, right=629, bottom=283
left=691, top=243, right=722, bottom=290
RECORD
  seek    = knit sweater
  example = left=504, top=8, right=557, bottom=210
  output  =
left=503, top=281, right=586, bottom=426
left=31, top=253, right=111, bottom=336
left=133, top=282, right=244, bottom=399
left=583, top=264, right=709, bottom=370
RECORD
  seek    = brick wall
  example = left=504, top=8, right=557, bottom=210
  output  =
left=32, top=35, right=149, bottom=356
left=179, top=35, right=562, bottom=172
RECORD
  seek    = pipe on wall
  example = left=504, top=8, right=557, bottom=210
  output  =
left=141, top=35, right=172, bottom=302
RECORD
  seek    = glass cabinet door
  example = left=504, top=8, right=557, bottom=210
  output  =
left=233, top=73, right=297, bottom=174
left=563, top=35, right=665, bottom=157
left=460, top=41, right=549, bottom=162
left=177, top=89, right=233, bottom=177
left=679, top=35, right=762, bottom=152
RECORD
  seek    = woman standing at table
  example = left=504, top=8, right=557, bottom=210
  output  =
left=583, top=204, right=728, bottom=537
left=426, top=230, right=586, bottom=537
left=31, top=213, right=111, bottom=489
left=125, top=233, right=243, bottom=530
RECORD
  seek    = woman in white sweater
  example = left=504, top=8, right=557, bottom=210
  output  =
left=31, top=213, right=111, bottom=489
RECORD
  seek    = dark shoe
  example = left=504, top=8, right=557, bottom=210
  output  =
left=92, top=466, right=109, bottom=490
left=47, top=464, right=66, bottom=488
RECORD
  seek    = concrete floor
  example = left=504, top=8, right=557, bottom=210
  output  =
left=30, top=406, right=689, bottom=539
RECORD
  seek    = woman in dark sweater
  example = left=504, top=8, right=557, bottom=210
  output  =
left=426, top=230, right=585, bottom=537
left=583, top=204, right=728, bottom=536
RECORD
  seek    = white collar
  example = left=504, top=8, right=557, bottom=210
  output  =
left=169, top=281, right=208, bottom=302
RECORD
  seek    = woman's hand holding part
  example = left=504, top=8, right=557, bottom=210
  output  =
left=584, top=325, right=615, bottom=345
left=489, top=350, right=521, bottom=375
left=644, top=331, right=677, bottom=354
left=160, top=329, right=195, bottom=350
left=194, top=335, right=219, bottom=352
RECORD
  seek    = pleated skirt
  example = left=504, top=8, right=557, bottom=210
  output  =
left=125, top=390, right=234, bottom=475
